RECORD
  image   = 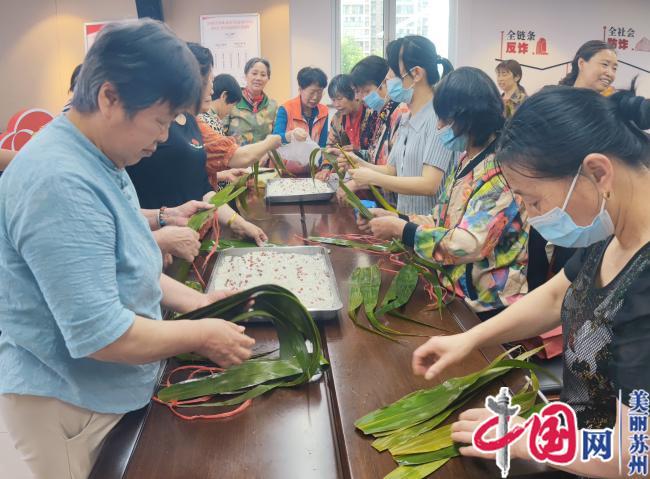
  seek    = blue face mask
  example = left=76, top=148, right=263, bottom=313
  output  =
left=440, top=125, right=468, bottom=152
left=387, top=75, right=414, bottom=104
left=528, top=167, right=615, bottom=248
left=364, top=89, right=386, bottom=112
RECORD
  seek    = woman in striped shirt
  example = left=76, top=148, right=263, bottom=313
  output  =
left=342, top=36, right=458, bottom=215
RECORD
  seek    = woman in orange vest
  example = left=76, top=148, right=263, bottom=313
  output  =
left=273, top=67, right=329, bottom=148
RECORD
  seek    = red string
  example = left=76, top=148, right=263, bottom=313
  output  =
left=191, top=261, right=207, bottom=290
left=153, top=365, right=252, bottom=421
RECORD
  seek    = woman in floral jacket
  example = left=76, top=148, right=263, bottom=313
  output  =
left=359, top=67, right=529, bottom=320
left=223, top=58, right=278, bottom=145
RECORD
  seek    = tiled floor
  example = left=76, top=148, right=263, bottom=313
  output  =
left=0, top=412, right=34, bottom=479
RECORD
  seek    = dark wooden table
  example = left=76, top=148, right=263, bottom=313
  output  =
left=91, top=195, right=571, bottom=479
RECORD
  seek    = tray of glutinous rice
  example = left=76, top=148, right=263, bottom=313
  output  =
left=264, top=178, right=336, bottom=204
left=207, top=246, right=343, bottom=321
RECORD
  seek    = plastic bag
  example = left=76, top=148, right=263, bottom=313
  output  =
left=276, top=138, right=320, bottom=175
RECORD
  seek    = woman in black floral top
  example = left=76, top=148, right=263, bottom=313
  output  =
left=411, top=85, right=650, bottom=477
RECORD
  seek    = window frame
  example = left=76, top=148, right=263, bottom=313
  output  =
left=334, top=0, right=454, bottom=75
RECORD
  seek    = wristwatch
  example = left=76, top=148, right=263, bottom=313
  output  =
left=158, top=206, right=167, bottom=228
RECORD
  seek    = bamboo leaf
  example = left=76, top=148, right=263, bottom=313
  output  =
left=157, top=285, right=324, bottom=408
left=376, top=264, right=419, bottom=316
left=349, top=267, right=397, bottom=341
left=309, top=148, right=320, bottom=181
left=253, top=161, right=260, bottom=192
left=369, top=185, right=399, bottom=214
left=394, top=446, right=460, bottom=466
left=339, top=180, right=373, bottom=219
left=383, top=459, right=449, bottom=479
left=354, top=347, right=528, bottom=434
left=307, top=236, right=401, bottom=253
left=269, top=149, right=293, bottom=177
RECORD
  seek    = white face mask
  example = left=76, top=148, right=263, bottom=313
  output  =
left=527, top=166, right=615, bottom=248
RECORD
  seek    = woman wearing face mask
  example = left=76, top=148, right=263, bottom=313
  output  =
left=527, top=40, right=620, bottom=291
left=358, top=67, right=529, bottom=319
left=344, top=36, right=457, bottom=215
left=224, top=57, right=278, bottom=145
left=412, top=86, right=650, bottom=477
left=560, top=40, right=618, bottom=95
left=349, top=55, right=407, bottom=167
left=334, top=56, right=409, bottom=203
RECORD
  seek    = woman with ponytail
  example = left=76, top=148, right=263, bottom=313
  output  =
left=411, top=85, right=650, bottom=477
left=559, top=40, right=618, bottom=95
left=342, top=35, right=458, bottom=215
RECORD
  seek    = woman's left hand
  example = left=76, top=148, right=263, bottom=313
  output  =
left=230, top=217, right=269, bottom=246
left=367, top=216, right=407, bottom=240
left=217, top=168, right=248, bottom=184
left=165, top=200, right=213, bottom=226
left=450, top=408, right=529, bottom=461
left=348, top=166, right=377, bottom=187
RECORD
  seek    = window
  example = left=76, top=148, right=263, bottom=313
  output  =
left=339, top=0, right=385, bottom=73
left=338, top=0, right=449, bottom=74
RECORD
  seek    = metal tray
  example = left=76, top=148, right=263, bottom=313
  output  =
left=264, top=178, right=335, bottom=204
left=206, top=246, right=343, bottom=321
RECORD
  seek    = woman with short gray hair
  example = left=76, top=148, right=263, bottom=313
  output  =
left=0, top=19, right=255, bottom=479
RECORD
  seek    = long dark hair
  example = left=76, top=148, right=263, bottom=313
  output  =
left=497, top=85, right=650, bottom=178
left=434, top=67, right=504, bottom=147
left=559, top=40, right=616, bottom=86
left=386, top=35, right=453, bottom=86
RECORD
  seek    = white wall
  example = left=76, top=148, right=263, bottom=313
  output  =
left=289, top=0, right=336, bottom=100
left=0, top=0, right=135, bottom=127
left=453, top=0, right=650, bottom=95
left=162, top=0, right=292, bottom=103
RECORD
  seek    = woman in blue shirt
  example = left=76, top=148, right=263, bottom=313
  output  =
left=0, top=20, right=255, bottom=479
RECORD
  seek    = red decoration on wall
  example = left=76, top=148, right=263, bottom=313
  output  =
left=0, top=109, right=54, bottom=151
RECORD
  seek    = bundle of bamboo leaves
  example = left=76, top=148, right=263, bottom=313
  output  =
left=355, top=347, right=549, bottom=479
left=310, top=145, right=400, bottom=217
left=157, top=284, right=326, bottom=408
left=305, top=236, right=452, bottom=340
left=348, top=263, right=443, bottom=341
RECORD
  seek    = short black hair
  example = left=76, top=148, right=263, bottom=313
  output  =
left=495, top=59, right=525, bottom=93
left=244, top=57, right=271, bottom=78
left=212, top=74, right=242, bottom=104
left=69, top=64, right=82, bottom=93
left=186, top=42, right=214, bottom=78
left=498, top=86, right=650, bottom=178
left=350, top=55, right=389, bottom=88
left=71, top=19, right=202, bottom=116
left=297, top=67, right=327, bottom=89
left=433, top=67, right=504, bottom=147
left=328, top=74, right=355, bottom=100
